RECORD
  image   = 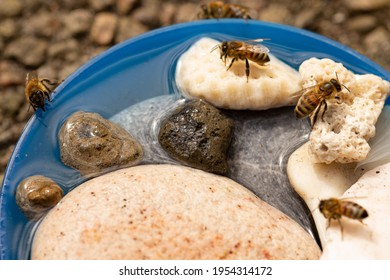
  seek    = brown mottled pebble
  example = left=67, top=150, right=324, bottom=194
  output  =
left=115, top=17, right=148, bottom=43
left=347, top=15, right=377, bottom=33
left=132, top=0, right=161, bottom=27
left=341, top=0, right=389, bottom=11
left=4, top=36, right=48, bottom=67
left=58, top=111, right=143, bottom=177
left=88, top=0, right=115, bottom=11
left=63, top=9, right=93, bottom=37
left=0, top=18, right=18, bottom=39
left=15, top=175, right=64, bottom=220
left=0, top=61, right=25, bottom=87
left=0, top=0, right=23, bottom=17
left=158, top=100, right=234, bottom=175
left=23, top=12, right=61, bottom=38
left=116, top=0, right=139, bottom=15
left=90, top=12, right=118, bottom=45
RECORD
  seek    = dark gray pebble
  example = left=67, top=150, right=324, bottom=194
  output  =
left=158, top=99, right=234, bottom=175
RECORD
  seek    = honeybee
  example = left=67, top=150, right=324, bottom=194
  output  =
left=319, top=198, right=368, bottom=238
left=294, top=76, right=348, bottom=126
left=197, top=1, right=252, bottom=20
left=212, top=39, right=270, bottom=82
left=25, top=71, right=61, bottom=112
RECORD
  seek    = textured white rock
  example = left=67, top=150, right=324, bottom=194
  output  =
left=175, top=37, right=302, bottom=110
left=31, top=164, right=320, bottom=260
left=321, top=162, right=390, bottom=259
left=288, top=143, right=390, bottom=259
left=287, top=142, right=363, bottom=245
left=300, top=58, right=390, bottom=164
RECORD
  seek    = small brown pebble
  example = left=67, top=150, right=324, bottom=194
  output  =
left=15, top=175, right=64, bottom=220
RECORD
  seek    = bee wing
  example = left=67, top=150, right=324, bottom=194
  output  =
left=26, top=71, right=38, bottom=86
left=236, top=38, right=270, bottom=53
left=290, top=84, right=318, bottom=99
left=244, top=38, right=270, bottom=43
left=236, top=42, right=270, bottom=54
left=251, top=44, right=270, bottom=54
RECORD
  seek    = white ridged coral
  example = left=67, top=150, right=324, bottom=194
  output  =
left=300, top=58, right=390, bottom=164
left=175, top=37, right=302, bottom=110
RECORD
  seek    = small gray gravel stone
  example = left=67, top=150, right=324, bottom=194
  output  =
left=0, top=61, right=25, bottom=87
left=4, top=36, right=48, bottom=67
left=115, top=17, right=148, bottom=43
left=63, top=9, right=93, bottom=37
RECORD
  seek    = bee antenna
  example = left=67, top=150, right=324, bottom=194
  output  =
left=334, top=71, right=342, bottom=83
left=210, top=44, right=220, bottom=53
left=343, top=84, right=351, bottom=93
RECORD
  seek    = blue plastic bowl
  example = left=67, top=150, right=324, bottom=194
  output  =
left=1, top=20, right=389, bottom=259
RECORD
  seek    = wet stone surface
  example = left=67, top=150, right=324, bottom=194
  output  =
left=110, top=95, right=317, bottom=240
left=158, top=99, right=234, bottom=175
left=58, top=111, right=143, bottom=177
left=15, top=175, right=64, bottom=220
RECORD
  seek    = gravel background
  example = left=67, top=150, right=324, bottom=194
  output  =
left=1, top=0, right=390, bottom=182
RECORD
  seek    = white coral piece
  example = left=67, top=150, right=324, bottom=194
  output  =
left=175, top=37, right=302, bottom=110
left=300, top=58, right=390, bottom=164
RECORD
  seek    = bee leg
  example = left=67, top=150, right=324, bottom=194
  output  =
left=44, top=91, right=51, bottom=102
left=310, top=105, right=320, bottom=127
left=223, top=54, right=228, bottom=65
left=245, top=58, right=250, bottom=82
left=226, top=58, right=236, bottom=71
left=343, top=84, right=351, bottom=93
left=326, top=218, right=332, bottom=230
left=337, top=218, right=344, bottom=240
left=41, top=78, right=61, bottom=86
left=41, top=82, right=53, bottom=95
left=320, top=100, right=328, bottom=122
left=358, top=219, right=367, bottom=226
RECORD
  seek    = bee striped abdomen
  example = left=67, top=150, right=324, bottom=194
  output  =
left=250, top=52, right=270, bottom=65
left=341, top=201, right=369, bottom=220
left=294, top=93, right=320, bottom=119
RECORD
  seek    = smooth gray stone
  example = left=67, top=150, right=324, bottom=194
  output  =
left=111, top=95, right=319, bottom=245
